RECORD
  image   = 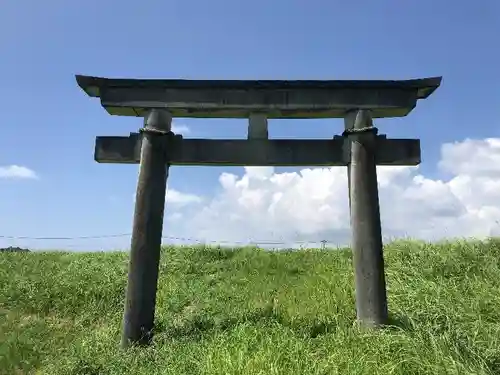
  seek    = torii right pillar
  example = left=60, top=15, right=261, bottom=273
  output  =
left=345, top=109, right=388, bottom=327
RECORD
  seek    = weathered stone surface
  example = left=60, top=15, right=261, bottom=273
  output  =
left=76, top=75, right=442, bottom=119
left=94, top=135, right=421, bottom=166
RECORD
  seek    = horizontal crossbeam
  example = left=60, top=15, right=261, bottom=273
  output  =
left=76, top=75, right=442, bottom=119
left=94, top=134, right=420, bottom=166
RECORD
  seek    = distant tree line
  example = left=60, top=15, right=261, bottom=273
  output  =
left=0, top=246, right=30, bottom=252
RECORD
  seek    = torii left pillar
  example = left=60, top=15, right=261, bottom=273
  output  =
left=121, top=109, right=171, bottom=348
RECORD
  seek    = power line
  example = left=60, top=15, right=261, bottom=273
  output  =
left=0, top=233, right=329, bottom=246
left=162, top=235, right=299, bottom=245
left=0, top=233, right=131, bottom=240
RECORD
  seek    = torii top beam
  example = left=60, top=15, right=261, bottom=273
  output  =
left=76, top=75, right=442, bottom=119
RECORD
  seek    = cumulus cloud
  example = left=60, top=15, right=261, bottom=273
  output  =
left=0, top=165, right=38, bottom=179
left=171, top=123, right=190, bottom=135
left=166, top=188, right=202, bottom=205
left=132, top=187, right=202, bottom=211
left=174, top=138, right=500, bottom=247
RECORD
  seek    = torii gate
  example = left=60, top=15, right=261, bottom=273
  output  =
left=76, top=75, right=441, bottom=348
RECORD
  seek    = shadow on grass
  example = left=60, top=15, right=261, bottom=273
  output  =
left=305, top=314, right=416, bottom=339
left=70, top=360, right=104, bottom=375
left=485, top=353, right=500, bottom=374
left=152, top=298, right=421, bottom=343
left=153, top=304, right=283, bottom=342
left=153, top=302, right=354, bottom=342
left=385, top=313, right=416, bottom=332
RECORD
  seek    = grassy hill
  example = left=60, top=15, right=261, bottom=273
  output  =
left=1, top=240, right=500, bottom=375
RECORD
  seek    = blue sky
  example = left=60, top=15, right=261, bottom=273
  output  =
left=1, top=0, right=500, bottom=250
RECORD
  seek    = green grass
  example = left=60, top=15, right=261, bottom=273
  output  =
left=1, top=239, right=500, bottom=374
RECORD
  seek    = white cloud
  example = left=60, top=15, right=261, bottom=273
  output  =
left=132, top=188, right=202, bottom=208
left=173, top=137, right=500, bottom=247
left=167, top=212, right=183, bottom=222
left=166, top=188, right=202, bottom=205
left=0, top=165, right=38, bottom=179
left=171, top=123, right=190, bottom=135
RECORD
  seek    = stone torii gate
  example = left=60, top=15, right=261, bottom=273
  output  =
left=76, top=75, right=441, bottom=348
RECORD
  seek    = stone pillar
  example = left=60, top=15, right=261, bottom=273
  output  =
left=346, top=109, right=388, bottom=327
left=121, top=109, right=171, bottom=348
